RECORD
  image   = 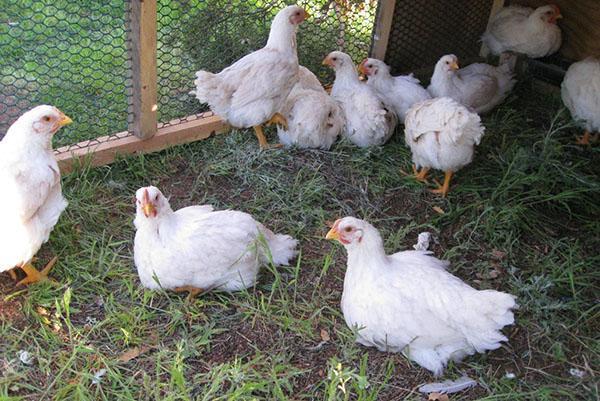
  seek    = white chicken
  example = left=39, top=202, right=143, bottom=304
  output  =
left=482, top=4, right=562, bottom=58
left=561, top=57, right=600, bottom=145
left=323, top=51, right=397, bottom=147
left=404, top=97, right=485, bottom=197
left=0, top=105, right=71, bottom=285
left=326, top=217, right=516, bottom=376
left=428, top=54, right=516, bottom=114
left=133, top=186, right=298, bottom=297
left=358, top=58, right=431, bottom=120
left=276, top=66, right=344, bottom=149
left=193, top=5, right=308, bottom=149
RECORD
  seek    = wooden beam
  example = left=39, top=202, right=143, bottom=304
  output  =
left=55, top=114, right=230, bottom=174
left=370, top=0, right=396, bottom=60
left=480, top=0, right=506, bottom=57
left=130, top=0, right=158, bottom=139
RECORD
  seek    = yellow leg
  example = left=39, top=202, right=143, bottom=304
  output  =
left=413, top=165, right=430, bottom=183
left=252, top=125, right=282, bottom=149
left=265, top=112, right=288, bottom=131
left=174, top=285, right=203, bottom=300
left=16, top=256, right=58, bottom=286
left=430, top=171, right=453, bottom=197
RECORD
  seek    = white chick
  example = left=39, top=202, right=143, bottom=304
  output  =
left=358, top=58, right=431, bottom=120
left=0, top=105, right=71, bottom=285
left=428, top=54, right=516, bottom=114
left=133, top=186, right=298, bottom=297
left=404, top=97, right=485, bottom=197
left=193, top=5, right=308, bottom=148
left=276, top=66, right=344, bottom=149
left=326, top=216, right=516, bottom=376
left=482, top=4, right=562, bottom=58
left=323, top=51, right=397, bottom=147
left=561, top=57, right=600, bottom=145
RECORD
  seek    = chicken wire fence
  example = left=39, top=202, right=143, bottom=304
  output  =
left=384, top=0, right=494, bottom=77
left=1, top=0, right=378, bottom=149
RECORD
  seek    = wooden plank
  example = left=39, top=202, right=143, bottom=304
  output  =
left=370, top=0, right=396, bottom=60
left=130, top=0, right=158, bottom=139
left=55, top=115, right=230, bottom=174
left=480, top=0, right=506, bottom=57
left=510, top=0, right=600, bottom=61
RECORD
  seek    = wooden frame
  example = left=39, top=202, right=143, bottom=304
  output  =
left=56, top=114, right=230, bottom=174
left=130, top=0, right=158, bottom=140
left=370, top=0, right=396, bottom=60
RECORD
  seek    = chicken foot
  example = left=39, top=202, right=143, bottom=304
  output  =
left=575, top=130, right=598, bottom=145
left=174, top=285, right=204, bottom=300
left=412, top=165, right=430, bottom=183
left=266, top=112, right=288, bottom=131
left=16, top=256, right=58, bottom=286
left=430, top=171, right=454, bottom=198
left=252, top=125, right=283, bottom=149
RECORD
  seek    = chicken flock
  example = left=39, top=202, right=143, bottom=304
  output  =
left=1, top=2, right=597, bottom=381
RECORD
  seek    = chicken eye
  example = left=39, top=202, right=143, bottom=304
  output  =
left=344, top=226, right=352, bottom=233
left=154, top=195, right=159, bottom=201
left=332, top=57, right=337, bottom=61
left=43, top=116, right=52, bottom=122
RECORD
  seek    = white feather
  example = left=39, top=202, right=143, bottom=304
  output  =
left=419, top=376, right=478, bottom=394
left=561, top=57, right=600, bottom=132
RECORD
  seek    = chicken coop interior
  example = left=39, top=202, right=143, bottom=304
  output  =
left=0, top=0, right=598, bottom=399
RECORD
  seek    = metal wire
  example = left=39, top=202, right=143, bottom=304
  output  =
left=157, top=0, right=378, bottom=126
left=384, top=0, right=493, bottom=76
left=1, top=0, right=376, bottom=146
left=0, top=0, right=133, bottom=149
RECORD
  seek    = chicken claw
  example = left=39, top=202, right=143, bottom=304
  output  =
left=174, top=285, right=204, bottom=300
left=252, top=125, right=283, bottom=149
left=16, top=256, right=58, bottom=286
left=429, top=171, right=453, bottom=198
left=266, top=112, right=288, bottom=131
left=575, top=130, right=598, bottom=146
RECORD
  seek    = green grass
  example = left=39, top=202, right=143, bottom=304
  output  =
left=1, top=80, right=598, bottom=400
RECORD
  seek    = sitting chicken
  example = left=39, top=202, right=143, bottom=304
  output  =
left=133, top=186, right=298, bottom=297
left=358, top=58, right=431, bottom=120
left=428, top=54, right=516, bottom=114
left=323, top=51, right=397, bottom=147
left=0, top=105, right=71, bottom=285
left=404, top=97, right=485, bottom=197
left=276, top=66, right=344, bottom=149
left=561, top=57, right=600, bottom=145
left=482, top=4, right=562, bottom=58
left=326, top=217, right=516, bottom=376
left=193, top=5, right=308, bottom=149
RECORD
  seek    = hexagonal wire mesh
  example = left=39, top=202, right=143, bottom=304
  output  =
left=0, top=0, right=133, bottom=149
left=156, top=0, right=378, bottom=127
left=1, top=1, right=377, bottom=146
left=384, top=0, right=494, bottom=77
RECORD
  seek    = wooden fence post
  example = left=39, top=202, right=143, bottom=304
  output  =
left=130, top=0, right=158, bottom=140
left=370, top=0, right=396, bottom=60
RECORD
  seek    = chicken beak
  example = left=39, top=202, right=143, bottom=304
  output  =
left=142, top=202, right=157, bottom=218
left=450, top=61, right=459, bottom=71
left=58, top=113, right=73, bottom=127
left=325, top=227, right=340, bottom=241
left=322, top=57, right=333, bottom=67
left=303, top=10, right=310, bottom=20
left=357, top=59, right=368, bottom=75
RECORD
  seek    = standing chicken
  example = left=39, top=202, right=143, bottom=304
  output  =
left=276, top=66, right=344, bottom=149
left=428, top=54, right=516, bottom=114
left=323, top=51, right=397, bottom=147
left=561, top=57, right=600, bottom=145
left=326, top=217, right=516, bottom=376
left=404, top=97, right=485, bottom=197
left=0, top=105, right=71, bottom=285
left=358, top=58, right=431, bottom=120
left=482, top=4, right=562, bottom=58
left=133, top=186, right=298, bottom=297
left=193, top=5, right=308, bottom=149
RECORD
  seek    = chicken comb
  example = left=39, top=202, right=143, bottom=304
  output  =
left=143, top=188, right=150, bottom=204
left=551, top=4, right=560, bottom=14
